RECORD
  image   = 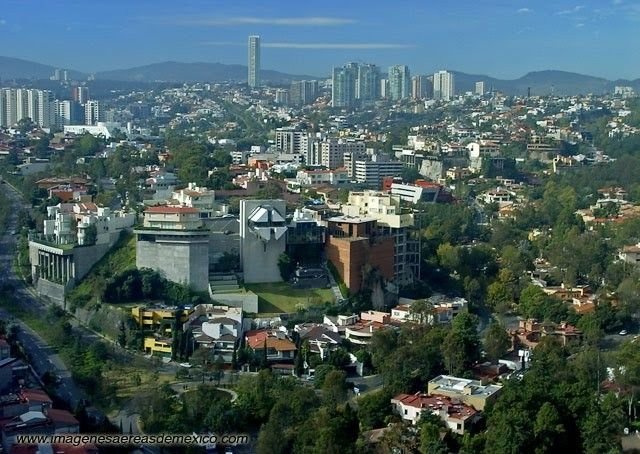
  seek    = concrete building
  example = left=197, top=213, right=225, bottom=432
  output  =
left=341, top=191, right=419, bottom=286
left=353, top=154, right=404, bottom=186
left=274, top=88, right=289, bottom=105
left=433, top=70, right=455, bottom=101
left=475, top=81, right=485, bottom=96
left=325, top=216, right=395, bottom=293
left=318, top=138, right=366, bottom=169
left=390, top=181, right=441, bottom=204
left=248, top=35, right=261, bottom=88
left=135, top=206, right=210, bottom=292
left=63, top=122, right=121, bottom=139
left=239, top=200, right=287, bottom=284
left=388, top=65, right=411, bottom=101
left=332, top=63, right=358, bottom=108
left=84, top=100, right=101, bottom=125
left=427, top=375, right=503, bottom=411
left=275, top=128, right=310, bottom=155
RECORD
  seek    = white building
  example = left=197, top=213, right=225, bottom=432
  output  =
left=475, top=81, right=485, bottom=96
left=64, top=122, right=121, bottom=139
left=353, top=154, right=404, bottom=186
left=391, top=392, right=480, bottom=434
left=390, top=182, right=441, bottom=204
left=170, top=182, right=227, bottom=219
left=186, top=305, right=248, bottom=362
left=433, top=70, right=455, bottom=101
left=0, top=88, right=54, bottom=128
left=84, top=100, right=101, bottom=125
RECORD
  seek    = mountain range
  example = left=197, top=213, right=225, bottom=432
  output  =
left=1, top=56, right=639, bottom=96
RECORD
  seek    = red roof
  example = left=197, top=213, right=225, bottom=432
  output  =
left=145, top=206, right=199, bottom=214
left=392, top=393, right=478, bottom=420
left=47, top=408, right=79, bottom=427
left=21, top=388, right=52, bottom=404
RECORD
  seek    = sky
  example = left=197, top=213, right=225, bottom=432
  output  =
left=1, top=0, right=639, bottom=80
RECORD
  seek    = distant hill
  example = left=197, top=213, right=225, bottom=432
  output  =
left=95, top=61, right=318, bottom=83
left=1, top=55, right=639, bottom=95
left=452, top=70, right=640, bottom=96
left=0, top=56, right=85, bottom=81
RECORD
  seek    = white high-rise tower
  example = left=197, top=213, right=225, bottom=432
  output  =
left=248, top=35, right=261, bottom=88
left=433, top=70, right=455, bottom=101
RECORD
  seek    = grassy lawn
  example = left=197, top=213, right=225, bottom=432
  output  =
left=245, top=282, right=335, bottom=314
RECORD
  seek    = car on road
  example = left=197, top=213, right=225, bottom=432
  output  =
left=619, top=330, right=628, bottom=336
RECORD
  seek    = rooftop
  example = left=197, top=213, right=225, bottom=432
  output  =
left=145, top=205, right=199, bottom=214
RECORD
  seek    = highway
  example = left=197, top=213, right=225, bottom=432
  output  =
left=0, top=181, right=86, bottom=410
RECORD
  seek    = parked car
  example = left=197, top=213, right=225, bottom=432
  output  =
left=619, top=330, right=628, bottom=336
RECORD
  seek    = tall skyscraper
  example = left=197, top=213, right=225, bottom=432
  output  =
left=36, top=90, right=55, bottom=128
left=433, top=70, right=455, bottom=101
left=380, top=79, right=389, bottom=99
left=411, top=75, right=432, bottom=100
left=356, top=64, right=380, bottom=104
left=72, top=86, right=89, bottom=104
left=331, top=63, right=358, bottom=108
left=475, top=81, right=485, bottom=96
left=290, top=80, right=319, bottom=106
left=85, top=100, right=101, bottom=125
left=248, top=35, right=261, bottom=88
left=1, top=89, right=18, bottom=127
left=0, top=89, right=54, bottom=127
left=388, top=65, right=411, bottom=101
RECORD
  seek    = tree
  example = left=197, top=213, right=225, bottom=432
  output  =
left=484, top=320, right=511, bottom=364
left=409, top=299, right=434, bottom=325
left=321, top=369, right=348, bottom=407
left=277, top=253, right=295, bottom=281
left=212, top=355, right=225, bottom=385
left=357, top=389, right=392, bottom=430
left=533, top=402, right=565, bottom=452
left=419, top=412, right=448, bottom=454
left=442, top=312, right=480, bottom=374
left=117, top=321, right=126, bottom=348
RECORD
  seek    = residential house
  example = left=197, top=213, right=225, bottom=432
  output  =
left=619, top=243, right=640, bottom=266
left=295, top=324, right=343, bottom=359
left=391, top=392, right=480, bottom=434
left=344, top=311, right=391, bottom=345
left=1, top=408, right=79, bottom=452
left=245, top=329, right=297, bottom=363
left=143, top=336, right=173, bottom=357
left=427, top=375, right=503, bottom=411
left=512, top=319, right=583, bottom=349
left=184, top=305, right=246, bottom=363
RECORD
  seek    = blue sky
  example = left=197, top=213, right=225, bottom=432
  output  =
left=1, top=0, right=639, bottom=79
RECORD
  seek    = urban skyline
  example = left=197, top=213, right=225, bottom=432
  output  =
left=0, top=0, right=639, bottom=80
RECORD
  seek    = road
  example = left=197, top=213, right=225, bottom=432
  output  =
left=0, top=181, right=86, bottom=410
